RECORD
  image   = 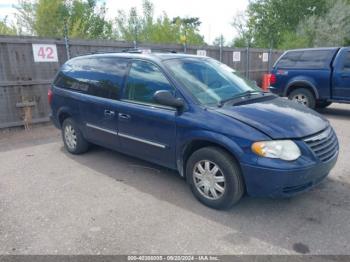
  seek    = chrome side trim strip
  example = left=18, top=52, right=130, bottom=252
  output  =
left=86, top=123, right=118, bottom=136
left=118, top=132, right=166, bottom=148
left=86, top=123, right=166, bottom=148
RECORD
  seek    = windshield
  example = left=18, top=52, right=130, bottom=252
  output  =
left=164, top=58, right=260, bottom=106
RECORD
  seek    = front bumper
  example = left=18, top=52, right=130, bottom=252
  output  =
left=241, top=151, right=338, bottom=197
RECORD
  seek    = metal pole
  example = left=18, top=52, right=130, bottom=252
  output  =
left=134, top=23, right=138, bottom=49
left=184, top=29, right=187, bottom=53
left=219, top=34, right=223, bottom=62
left=268, top=39, right=273, bottom=72
left=64, top=20, right=70, bottom=60
left=268, top=48, right=272, bottom=71
left=246, top=46, right=249, bottom=78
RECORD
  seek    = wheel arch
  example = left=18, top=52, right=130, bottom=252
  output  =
left=284, top=80, right=319, bottom=99
left=177, top=134, right=244, bottom=181
left=57, top=108, right=72, bottom=128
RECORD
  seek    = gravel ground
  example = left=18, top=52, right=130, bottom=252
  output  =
left=0, top=104, right=349, bottom=255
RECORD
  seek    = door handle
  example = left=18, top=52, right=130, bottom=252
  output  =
left=118, top=113, right=131, bottom=120
left=104, top=110, right=115, bottom=117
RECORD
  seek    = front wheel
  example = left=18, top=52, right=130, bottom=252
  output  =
left=288, top=88, right=316, bottom=109
left=186, top=147, right=244, bottom=210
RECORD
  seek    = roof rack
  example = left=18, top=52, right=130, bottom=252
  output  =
left=150, top=48, right=178, bottom=53
left=82, top=48, right=178, bottom=56
left=90, top=50, right=125, bottom=54
left=121, top=48, right=144, bottom=53
left=122, top=48, right=178, bottom=54
left=81, top=49, right=142, bottom=56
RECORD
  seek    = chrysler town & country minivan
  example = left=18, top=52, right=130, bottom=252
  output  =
left=49, top=51, right=339, bottom=209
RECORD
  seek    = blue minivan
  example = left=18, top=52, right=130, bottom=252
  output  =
left=49, top=51, right=339, bottom=209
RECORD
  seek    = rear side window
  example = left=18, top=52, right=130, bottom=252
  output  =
left=277, top=50, right=334, bottom=69
left=343, top=52, right=350, bottom=71
left=54, top=72, right=90, bottom=92
left=296, top=50, right=333, bottom=69
left=276, top=51, right=302, bottom=68
left=123, top=60, right=174, bottom=105
left=54, top=57, right=128, bottom=99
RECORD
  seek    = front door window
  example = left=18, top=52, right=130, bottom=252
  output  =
left=124, top=60, right=174, bottom=105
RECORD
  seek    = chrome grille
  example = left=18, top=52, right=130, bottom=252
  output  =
left=303, top=127, right=338, bottom=162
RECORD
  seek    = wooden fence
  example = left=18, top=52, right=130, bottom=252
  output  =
left=0, top=35, right=283, bottom=129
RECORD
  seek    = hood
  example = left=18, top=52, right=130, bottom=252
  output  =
left=215, top=97, right=328, bottom=139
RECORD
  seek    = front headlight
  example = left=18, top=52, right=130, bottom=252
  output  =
left=251, top=140, right=301, bottom=161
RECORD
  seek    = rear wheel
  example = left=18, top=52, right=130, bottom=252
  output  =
left=186, top=147, right=244, bottom=210
left=288, top=88, right=316, bottom=109
left=62, top=118, right=89, bottom=154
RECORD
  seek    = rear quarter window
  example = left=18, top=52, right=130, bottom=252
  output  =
left=276, top=50, right=334, bottom=69
left=54, top=72, right=89, bottom=92
left=276, top=51, right=303, bottom=68
left=54, top=57, right=128, bottom=99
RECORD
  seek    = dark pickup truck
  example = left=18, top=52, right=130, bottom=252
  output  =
left=270, top=47, right=350, bottom=108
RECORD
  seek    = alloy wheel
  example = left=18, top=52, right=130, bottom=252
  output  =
left=193, top=160, right=226, bottom=200
left=64, top=124, right=77, bottom=150
left=292, top=94, right=309, bottom=106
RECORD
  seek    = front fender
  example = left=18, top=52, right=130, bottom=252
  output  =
left=176, top=130, right=248, bottom=177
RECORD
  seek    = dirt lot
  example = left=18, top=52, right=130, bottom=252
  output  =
left=0, top=104, right=349, bottom=255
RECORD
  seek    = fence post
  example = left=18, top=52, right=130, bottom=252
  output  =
left=268, top=48, right=272, bottom=71
left=64, top=21, right=70, bottom=60
left=246, top=46, right=250, bottom=79
left=219, top=34, right=223, bottom=62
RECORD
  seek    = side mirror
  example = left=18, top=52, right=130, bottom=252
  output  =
left=153, top=90, right=184, bottom=109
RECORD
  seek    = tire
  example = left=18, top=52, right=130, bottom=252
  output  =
left=186, top=147, right=244, bottom=210
left=288, top=88, right=316, bottom=109
left=62, top=118, right=89, bottom=154
left=316, top=101, right=332, bottom=109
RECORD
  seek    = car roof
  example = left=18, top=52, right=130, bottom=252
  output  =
left=68, top=52, right=209, bottom=64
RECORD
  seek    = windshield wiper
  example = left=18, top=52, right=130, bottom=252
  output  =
left=218, top=90, right=261, bottom=107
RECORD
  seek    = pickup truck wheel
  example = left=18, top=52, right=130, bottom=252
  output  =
left=316, top=101, right=332, bottom=108
left=288, top=88, right=316, bottom=109
left=62, top=118, right=89, bottom=154
left=186, top=147, right=244, bottom=210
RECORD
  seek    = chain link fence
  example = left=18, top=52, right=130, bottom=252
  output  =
left=0, top=35, right=283, bottom=129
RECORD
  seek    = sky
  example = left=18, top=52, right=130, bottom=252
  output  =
left=0, top=1, right=15, bottom=19
left=104, top=0, right=248, bottom=43
left=0, top=0, right=249, bottom=44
